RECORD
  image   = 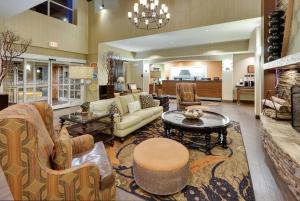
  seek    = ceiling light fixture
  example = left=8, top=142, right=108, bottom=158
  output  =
left=128, top=0, right=171, bottom=30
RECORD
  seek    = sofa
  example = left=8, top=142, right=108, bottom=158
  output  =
left=90, top=93, right=163, bottom=138
left=0, top=103, right=115, bottom=201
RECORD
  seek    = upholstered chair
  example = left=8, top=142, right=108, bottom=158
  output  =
left=0, top=103, right=115, bottom=201
left=176, top=83, right=202, bottom=110
left=128, top=83, right=141, bottom=93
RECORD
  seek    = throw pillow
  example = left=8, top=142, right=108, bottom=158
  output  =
left=140, top=94, right=156, bottom=109
left=110, top=101, right=123, bottom=121
left=128, top=101, right=141, bottom=113
left=183, top=92, right=194, bottom=102
left=51, top=127, right=72, bottom=170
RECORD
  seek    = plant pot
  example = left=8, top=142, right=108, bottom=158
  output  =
left=0, top=94, right=9, bottom=111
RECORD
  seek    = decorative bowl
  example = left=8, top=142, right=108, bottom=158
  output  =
left=183, top=109, right=204, bottom=120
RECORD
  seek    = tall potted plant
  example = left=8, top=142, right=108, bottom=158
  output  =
left=0, top=30, right=31, bottom=110
left=101, top=51, right=121, bottom=98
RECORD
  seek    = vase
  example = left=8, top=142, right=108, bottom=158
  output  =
left=0, top=94, right=9, bottom=111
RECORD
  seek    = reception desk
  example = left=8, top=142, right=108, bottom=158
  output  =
left=160, top=80, right=222, bottom=99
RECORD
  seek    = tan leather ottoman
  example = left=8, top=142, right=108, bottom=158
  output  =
left=133, top=138, right=189, bottom=195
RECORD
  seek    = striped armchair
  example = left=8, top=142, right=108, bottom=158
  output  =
left=0, top=103, right=115, bottom=201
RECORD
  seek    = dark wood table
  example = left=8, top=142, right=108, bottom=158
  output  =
left=153, top=95, right=170, bottom=111
left=161, top=110, right=230, bottom=154
left=60, top=112, right=115, bottom=145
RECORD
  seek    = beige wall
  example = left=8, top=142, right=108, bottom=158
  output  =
left=98, top=44, right=135, bottom=85
left=88, top=0, right=261, bottom=58
left=135, top=40, right=251, bottom=59
left=162, top=60, right=222, bottom=80
left=1, top=0, right=88, bottom=56
left=126, top=61, right=144, bottom=89
left=233, top=53, right=255, bottom=100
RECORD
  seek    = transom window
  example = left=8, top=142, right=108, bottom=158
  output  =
left=31, top=0, right=75, bottom=24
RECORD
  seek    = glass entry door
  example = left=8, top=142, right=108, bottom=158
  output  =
left=25, top=61, right=49, bottom=103
left=51, top=63, right=83, bottom=109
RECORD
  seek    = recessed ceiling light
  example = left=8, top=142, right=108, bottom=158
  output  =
left=205, top=30, right=209, bottom=32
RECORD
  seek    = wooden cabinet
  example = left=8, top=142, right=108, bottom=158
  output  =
left=161, top=80, right=222, bottom=99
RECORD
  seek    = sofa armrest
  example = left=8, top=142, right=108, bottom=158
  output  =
left=154, top=99, right=160, bottom=107
left=71, top=134, right=94, bottom=155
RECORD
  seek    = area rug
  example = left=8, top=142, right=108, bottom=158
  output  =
left=113, top=119, right=255, bottom=201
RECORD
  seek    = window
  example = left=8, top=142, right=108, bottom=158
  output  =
left=31, top=0, right=75, bottom=24
left=169, top=66, right=207, bottom=80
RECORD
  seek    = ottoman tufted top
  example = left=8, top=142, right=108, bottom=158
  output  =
left=133, top=138, right=189, bottom=171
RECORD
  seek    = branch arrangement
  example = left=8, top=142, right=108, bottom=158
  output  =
left=101, top=51, right=122, bottom=85
left=0, top=30, right=31, bottom=87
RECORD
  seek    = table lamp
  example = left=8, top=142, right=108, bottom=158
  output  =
left=117, top=76, right=125, bottom=92
left=69, top=66, right=94, bottom=102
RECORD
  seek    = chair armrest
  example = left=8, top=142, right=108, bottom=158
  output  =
left=154, top=99, right=160, bottom=107
left=195, top=95, right=202, bottom=102
left=71, top=134, right=94, bottom=155
left=46, top=163, right=101, bottom=200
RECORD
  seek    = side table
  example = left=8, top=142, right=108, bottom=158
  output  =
left=153, top=95, right=169, bottom=111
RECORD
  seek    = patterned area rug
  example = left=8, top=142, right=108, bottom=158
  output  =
left=113, top=119, right=255, bottom=201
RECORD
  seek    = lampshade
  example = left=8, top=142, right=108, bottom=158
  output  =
left=117, top=76, right=125, bottom=83
left=69, top=66, right=93, bottom=79
left=150, top=71, right=161, bottom=78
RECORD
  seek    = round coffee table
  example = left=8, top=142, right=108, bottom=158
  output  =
left=161, top=110, right=230, bottom=154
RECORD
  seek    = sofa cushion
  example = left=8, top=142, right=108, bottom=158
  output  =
left=128, top=101, right=141, bottom=114
left=116, top=115, right=140, bottom=130
left=119, top=95, right=135, bottom=114
left=109, top=101, right=123, bottom=121
left=72, top=142, right=115, bottom=190
left=132, top=109, right=153, bottom=120
left=90, top=98, right=124, bottom=115
left=140, top=94, right=156, bottom=109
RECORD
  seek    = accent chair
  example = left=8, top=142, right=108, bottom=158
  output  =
left=0, top=102, right=115, bottom=201
left=128, top=83, right=141, bottom=93
left=176, top=83, right=202, bottom=110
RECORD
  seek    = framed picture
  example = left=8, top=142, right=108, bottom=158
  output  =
left=247, top=65, right=255, bottom=73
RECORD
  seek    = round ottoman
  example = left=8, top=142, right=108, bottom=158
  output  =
left=133, top=138, right=189, bottom=195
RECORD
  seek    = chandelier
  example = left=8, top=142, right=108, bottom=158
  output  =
left=128, top=0, right=171, bottom=30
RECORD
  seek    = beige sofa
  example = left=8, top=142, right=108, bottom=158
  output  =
left=90, top=93, right=163, bottom=138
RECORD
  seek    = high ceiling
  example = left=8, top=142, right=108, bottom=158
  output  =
left=105, top=17, right=261, bottom=52
left=0, top=0, right=46, bottom=18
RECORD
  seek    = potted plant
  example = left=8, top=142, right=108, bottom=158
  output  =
left=101, top=51, right=121, bottom=98
left=80, top=102, right=90, bottom=116
left=0, top=30, right=31, bottom=110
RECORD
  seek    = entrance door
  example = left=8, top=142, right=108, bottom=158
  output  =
left=51, top=63, right=70, bottom=109
left=51, top=63, right=83, bottom=109
left=24, top=61, right=50, bottom=103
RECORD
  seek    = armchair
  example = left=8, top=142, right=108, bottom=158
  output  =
left=0, top=103, right=115, bottom=201
left=176, top=83, right=202, bottom=110
left=128, top=83, right=141, bottom=93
